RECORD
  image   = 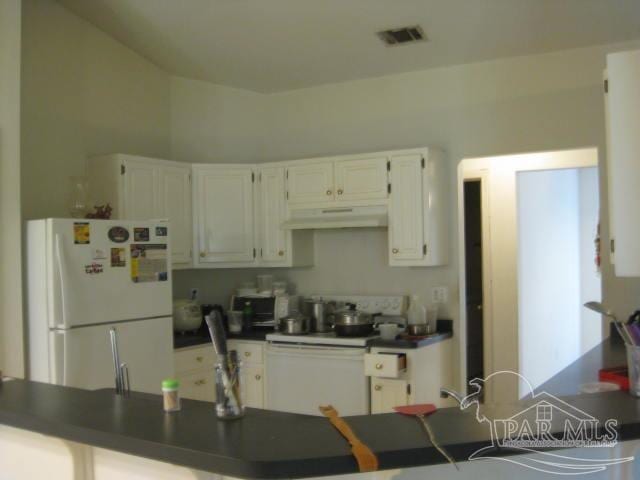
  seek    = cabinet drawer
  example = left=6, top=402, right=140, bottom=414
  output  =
left=178, top=368, right=216, bottom=402
left=230, top=341, right=264, bottom=364
left=365, top=353, right=406, bottom=378
left=174, top=346, right=216, bottom=374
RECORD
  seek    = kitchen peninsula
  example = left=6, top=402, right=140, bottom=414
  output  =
left=1, top=336, right=639, bottom=480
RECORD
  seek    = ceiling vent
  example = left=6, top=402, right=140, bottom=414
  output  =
left=377, top=25, right=426, bottom=46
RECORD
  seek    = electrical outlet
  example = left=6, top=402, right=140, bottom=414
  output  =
left=431, top=286, right=448, bottom=304
left=190, top=288, right=199, bottom=300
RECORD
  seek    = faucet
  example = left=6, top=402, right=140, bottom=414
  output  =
left=440, top=387, right=464, bottom=405
left=440, top=386, right=481, bottom=409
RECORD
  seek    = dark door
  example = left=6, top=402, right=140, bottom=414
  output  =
left=464, top=181, right=484, bottom=389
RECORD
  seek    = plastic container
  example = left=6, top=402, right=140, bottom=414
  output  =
left=379, top=323, right=399, bottom=341
left=273, top=281, right=287, bottom=296
left=426, top=304, right=439, bottom=333
left=407, top=295, right=427, bottom=325
left=162, top=379, right=181, bottom=412
left=257, top=275, right=273, bottom=295
left=626, top=344, right=640, bottom=397
left=228, top=310, right=243, bottom=333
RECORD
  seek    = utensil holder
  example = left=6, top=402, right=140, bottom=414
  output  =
left=214, top=357, right=245, bottom=419
left=625, top=344, right=640, bottom=397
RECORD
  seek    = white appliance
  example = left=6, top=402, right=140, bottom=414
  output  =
left=281, top=205, right=388, bottom=230
left=265, top=295, right=407, bottom=416
left=27, top=218, right=174, bottom=394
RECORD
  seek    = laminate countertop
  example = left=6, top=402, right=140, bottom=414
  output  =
left=1, top=337, right=638, bottom=479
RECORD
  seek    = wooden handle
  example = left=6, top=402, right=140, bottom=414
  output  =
left=319, top=405, right=379, bottom=472
left=319, top=405, right=358, bottom=444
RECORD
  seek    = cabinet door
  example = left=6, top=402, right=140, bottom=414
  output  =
left=123, top=159, right=158, bottom=220
left=178, top=368, right=216, bottom=402
left=286, top=162, right=334, bottom=205
left=258, top=167, right=288, bottom=264
left=388, top=154, right=424, bottom=261
left=194, top=166, right=255, bottom=264
left=371, top=379, right=409, bottom=414
left=334, top=157, right=388, bottom=202
left=158, top=165, right=192, bottom=265
left=606, top=50, right=640, bottom=276
left=242, top=364, right=264, bottom=408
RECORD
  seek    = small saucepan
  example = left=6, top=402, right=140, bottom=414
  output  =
left=332, top=304, right=377, bottom=337
left=278, top=314, right=310, bottom=335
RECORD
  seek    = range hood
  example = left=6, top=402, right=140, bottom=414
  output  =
left=282, top=205, right=388, bottom=230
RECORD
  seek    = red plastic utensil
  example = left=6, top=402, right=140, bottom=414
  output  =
left=394, top=404, right=458, bottom=470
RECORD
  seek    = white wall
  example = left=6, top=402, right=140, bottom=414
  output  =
left=20, top=0, right=172, bottom=220
left=0, top=0, right=23, bottom=377
left=517, top=169, right=581, bottom=392
left=579, top=168, right=602, bottom=352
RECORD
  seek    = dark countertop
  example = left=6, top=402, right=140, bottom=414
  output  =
left=538, top=335, right=627, bottom=396
left=2, top=337, right=640, bottom=478
left=369, top=319, right=453, bottom=349
left=174, top=330, right=269, bottom=349
left=369, top=331, right=452, bottom=349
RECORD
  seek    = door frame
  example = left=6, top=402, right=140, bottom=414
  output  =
left=457, top=147, right=599, bottom=402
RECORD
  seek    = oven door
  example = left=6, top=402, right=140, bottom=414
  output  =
left=265, top=343, right=370, bottom=416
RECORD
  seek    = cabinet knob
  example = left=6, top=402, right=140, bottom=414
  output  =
left=374, top=385, right=382, bottom=391
left=392, top=248, right=399, bottom=254
left=196, top=356, right=204, bottom=362
left=375, top=363, right=383, bottom=370
left=255, top=374, right=262, bottom=381
left=337, top=189, right=343, bottom=195
left=199, top=251, right=206, bottom=258
left=244, top=351, right=251, bottom=357
left=278, top=250, right=284, bottom=256
left=326, top=190, right=332, bottom=196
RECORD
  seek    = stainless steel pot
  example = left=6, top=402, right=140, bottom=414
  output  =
left=278, top=314, right=310, bottom=335
left=332, top=304, right=375, bottom=337
left=303, top=299, right=335, bottom=333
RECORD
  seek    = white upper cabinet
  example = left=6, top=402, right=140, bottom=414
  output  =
left=606, top=49, right=640, bottom=277
left=122, top=158, right=158, bottom=220
left=158, top=165, right=192, bottom=265
left=286, top=162, right=334, bottom=204
left=388, top=149, right=448, bottom=267
left=285, top=156, right=389, bottom=207
left=258, top=166, right=288, bottom=263
left=388, top=154, right=424, bottom=261
left=193, top=165, right=256, bottom=265
left=256, top=166, right=314, bottom=268
left=87, top=154, right=192, bottom=268
left=334, top=157, right=389, bottom=202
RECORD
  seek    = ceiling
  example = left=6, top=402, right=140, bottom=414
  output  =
left=57, top=0, right=640, bottom=93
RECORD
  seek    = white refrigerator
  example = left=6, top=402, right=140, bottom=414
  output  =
left=27, top=218, right=174, bottom=394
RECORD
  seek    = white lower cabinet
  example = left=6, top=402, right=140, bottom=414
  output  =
left=228, top=339, right=265, bottom=409
left=371, top=378, right=409, bottom=414
left=179, top=368, right=216, bottom=402
left=367, top=339, right=454, bottom=414
left=174, top=345, right=217, bottom=403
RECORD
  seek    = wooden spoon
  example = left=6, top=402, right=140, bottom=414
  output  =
left=319, top=405, right=379, bottom=472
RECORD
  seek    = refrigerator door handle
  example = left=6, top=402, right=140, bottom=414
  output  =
left=54, top=234, right=70, bottom=329
left=50, top=330, right=66, bottom=385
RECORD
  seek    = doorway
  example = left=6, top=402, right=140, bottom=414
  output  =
left=464, top=181, right=484, bottom=387
left=458, top=148, right=600, bottom=403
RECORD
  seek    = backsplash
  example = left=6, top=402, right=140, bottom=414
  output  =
left=172, top=227, right=455, bottom=317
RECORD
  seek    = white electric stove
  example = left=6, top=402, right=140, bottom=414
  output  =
left=264, top=295, right=407, bottom=416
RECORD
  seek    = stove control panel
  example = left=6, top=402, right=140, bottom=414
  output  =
left=306, top=295, right=408, bottom=316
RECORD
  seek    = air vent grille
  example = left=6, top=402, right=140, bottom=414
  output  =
left=377, top=25, right=426, bottom=46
